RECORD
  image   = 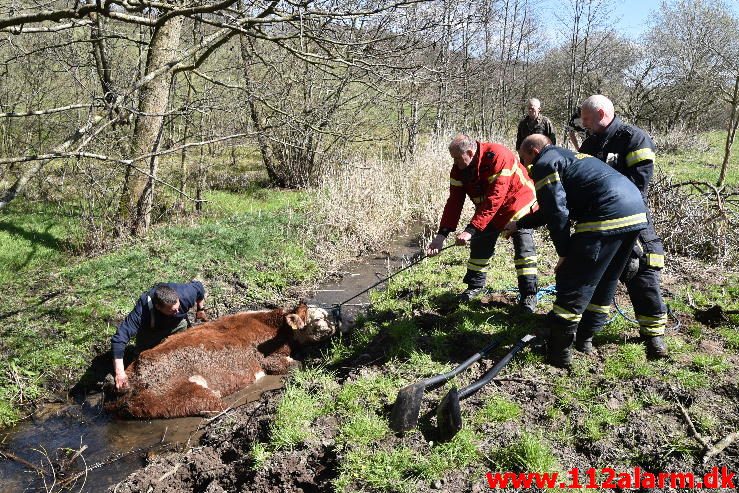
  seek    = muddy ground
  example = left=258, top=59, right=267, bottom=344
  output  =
left=108, top=264, right=739, bottom=493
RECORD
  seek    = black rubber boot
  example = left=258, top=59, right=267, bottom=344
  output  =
left=548, top=330, right=575, bottom=368
left=643, top=335, right=668, bottom=359
left=518, top=294, right=537, bottom=313
left=458, top=287, right=483, bottom=303
left=575, top=329, right=595, bottom=354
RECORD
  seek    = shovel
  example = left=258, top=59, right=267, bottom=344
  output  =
left=389, top=336, right=503, bottom=433
left=436, top=334, right=536, bottom=442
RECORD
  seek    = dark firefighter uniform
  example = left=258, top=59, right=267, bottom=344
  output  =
left=515, top=146, right=647, bottom=366
left=111, top=281, right=206, bottom=360
left=516, top=115, right=556, bottom=150
left=579, top=117, right=667, bottom=340
left=438, top=142, right=538, bottom=296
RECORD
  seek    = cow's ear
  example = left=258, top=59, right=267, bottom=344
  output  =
left=294, top=302, right=309, bottom=322
left=286, top=313, right=305, bottom=331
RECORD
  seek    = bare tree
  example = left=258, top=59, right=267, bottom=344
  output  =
left=0, top=0, right=428, bottom=236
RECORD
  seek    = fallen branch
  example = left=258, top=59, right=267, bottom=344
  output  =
left=675, top=400, right=711, bottom=450
left=703, top=431, right=739, bottom=463
left=0, top=449, right=47, bottom=475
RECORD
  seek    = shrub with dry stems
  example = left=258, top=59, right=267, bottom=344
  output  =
left=650, top=172, right=739, bottom=266
left=307, top=135, right=477, bottom=269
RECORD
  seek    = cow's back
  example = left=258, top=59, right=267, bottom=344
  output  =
left=111, top=309, right=292, bottom=418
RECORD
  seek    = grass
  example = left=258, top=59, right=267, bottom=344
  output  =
left=489, top=432, right=559, bottom=473
left=262, top=203, right=736, bottom=490
left=474, top=395, right=522, bottom=424
left=659, top=130, right=739, bottom=185
left=0, top=201, right=85, bottom=285
left=0, top=187, right=318, bottom=426
left=602, top=343, right=653, bottom=381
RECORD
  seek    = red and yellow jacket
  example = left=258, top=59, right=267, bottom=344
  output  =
left=438, top=142, right=538, bottom=236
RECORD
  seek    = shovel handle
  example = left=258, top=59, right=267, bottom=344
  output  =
left=458, top=334, right=536, bottom=400
left=423, top=336, right=503, bottom=387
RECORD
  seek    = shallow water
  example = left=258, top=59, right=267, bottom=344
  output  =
left=0, top=232, right=425, bottom=492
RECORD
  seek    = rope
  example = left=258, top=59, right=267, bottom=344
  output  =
left=611, top=298, right=682, bottom=331
left=335, top=244, right=457, bottom=307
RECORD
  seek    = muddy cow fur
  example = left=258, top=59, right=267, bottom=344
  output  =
left=106, top=304, right=335, bottom=419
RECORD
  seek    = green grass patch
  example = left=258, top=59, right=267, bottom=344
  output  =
left=582, top=404, right=629, bottom=442
left=419, top=429, right=481, bottom=478
left=489, top=432, right=559, bottom=473
left=269, top=385, right=323, bottom=450
left=603, top=343, right=653, bottom=381
left=691, top=354, right=729, bottom=373
left=0, top=201, right=84, bottom=285
left=335, top=447, right=418, bottom=493
left=671, top=368, right=710, bottom=389
left=249, top=442, right=272, bottom=470
left=661, top=130, right=739, bottom=185
left=719, top=327, right=739, bottom=350
left=474, top=395, right=522, bottom=424
left=337, top=411, right=389, bottom=446
left=335, top=373, right=399, bottom=417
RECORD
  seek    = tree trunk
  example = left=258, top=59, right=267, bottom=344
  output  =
left=118, top=16, right=184, bottom=236
left=717, top=72, right=739, bottom=188
left=238, top=36, right=280, bottom=185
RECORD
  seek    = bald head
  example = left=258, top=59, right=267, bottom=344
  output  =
left=449, top=134, right=477, bottom=170
left=580, top=95, right=615, bottom=134
left=518, top=134, right=551, bottom=166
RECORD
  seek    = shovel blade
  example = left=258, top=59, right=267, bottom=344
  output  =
left=436, top=387, right=463, bottom=442
left=389, top=383, right=426, bottom=433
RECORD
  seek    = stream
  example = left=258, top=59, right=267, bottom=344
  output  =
left=0, top=232, right=425, bottom=492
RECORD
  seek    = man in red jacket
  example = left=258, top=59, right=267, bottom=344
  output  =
left=428, top=134, right=539, bottom=311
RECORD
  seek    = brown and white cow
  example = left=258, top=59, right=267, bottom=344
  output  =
left=106, top=303, right=335, bottom=419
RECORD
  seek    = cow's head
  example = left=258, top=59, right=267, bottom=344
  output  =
left=286, top=303, right=337, bottom=344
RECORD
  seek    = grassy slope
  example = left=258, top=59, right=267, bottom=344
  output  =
left=660, top=130, right=739, bottom=185
left=260, top=239, right=739, bottom=492
left=0, top=186, right=316, bottom=426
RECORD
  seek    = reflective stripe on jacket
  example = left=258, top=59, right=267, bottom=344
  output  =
left=439, top=142, right=537, bottom=235
left=516, top=146, right=647, bottom=257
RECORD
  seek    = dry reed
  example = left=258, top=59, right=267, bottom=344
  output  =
left=306, top=135, right=476, bottom=270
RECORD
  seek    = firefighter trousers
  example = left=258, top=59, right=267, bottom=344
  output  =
left=625, top=266, right=667, bottom=336
left=463, top=224, right=537, bottom=296
left=545, top=230, right=640, bottom=339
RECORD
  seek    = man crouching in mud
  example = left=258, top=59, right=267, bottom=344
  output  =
left=110, top=281, right=207, bottom=391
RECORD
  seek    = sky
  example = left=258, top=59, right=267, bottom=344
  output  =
left=542, top=0, right=739, bottom=39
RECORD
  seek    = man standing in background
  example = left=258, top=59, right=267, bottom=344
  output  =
left=516, top=98, right=557, bottom=150
left=578, top=94, right=668, bottom=359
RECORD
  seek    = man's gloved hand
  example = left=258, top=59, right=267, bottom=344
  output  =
left=455, top=231, right=472, bottom=246
left=426, top=234, right=446, bottom=256
left=195, top=309, right=209, bottom=322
